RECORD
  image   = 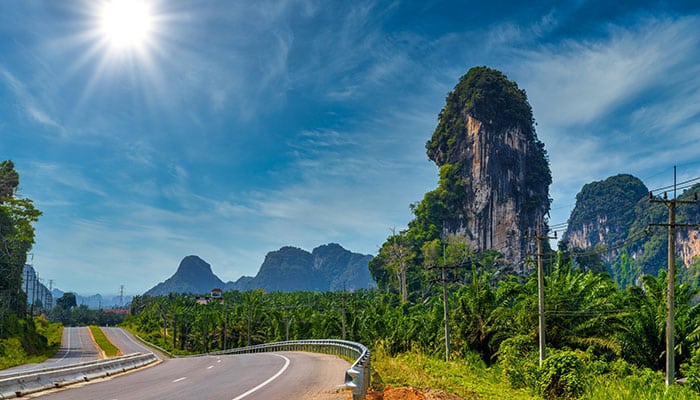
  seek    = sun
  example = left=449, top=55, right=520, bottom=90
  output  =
left=99, top=0, right=153, bottom=49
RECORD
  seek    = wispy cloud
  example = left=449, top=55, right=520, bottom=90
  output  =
left=0, top=67, right=64, bottom=130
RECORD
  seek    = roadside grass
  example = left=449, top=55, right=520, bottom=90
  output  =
left=582, top=372, right=700, bottom=400
left=89, top=325, right=121, bottom=358
left=371, top=347, right=700, bottom=400
left=370, top=347, right=535, bottom=400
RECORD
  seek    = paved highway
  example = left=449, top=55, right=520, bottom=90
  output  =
left=100, top=327, right=157, bottom=355
left=0, top=327, right=100, bottom=376
left=32, top=352, right=350, bottom=399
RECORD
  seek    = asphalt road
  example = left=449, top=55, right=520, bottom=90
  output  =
left=0, top=326, right=100, bottom=376
left=100, top=327, right=157, bottom=356
left=31, top=352, right=350, bottom=400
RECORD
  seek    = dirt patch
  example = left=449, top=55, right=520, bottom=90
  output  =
left=366, top=387, right=465, bottom=400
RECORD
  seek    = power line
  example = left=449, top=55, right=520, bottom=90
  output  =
left=648, top=166, right=698, bottom=387
left=649, top=175, right=700, bottom=194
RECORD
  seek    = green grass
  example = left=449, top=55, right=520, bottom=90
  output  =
left=89, top=325, right=121, bottom=358
left=371, top=348, right=700, bottom=400
left=371, top=347, right=535, bottom=400
left=582, top=372, right=700, bottom=400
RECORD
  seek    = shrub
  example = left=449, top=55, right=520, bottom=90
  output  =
left=538, top=350, right=587, bottom=400
left=682, top=347, right=700, bottom=392
left=498, top=335, right=539, bottom=389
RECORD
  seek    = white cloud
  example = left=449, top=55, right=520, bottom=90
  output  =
left=0, top=67, right=63, bottom=131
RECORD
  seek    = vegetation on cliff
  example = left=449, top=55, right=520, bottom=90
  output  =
left=564, top=174, right=700, bottom=287
left=426, top=66, right=536, bottom=164
left=370, top=66, right=551, bottom=301
left=565, top=174, right=648, bottom=247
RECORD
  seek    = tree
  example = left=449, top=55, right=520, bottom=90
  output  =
left=385, top=230, right=414, bottom=303
left=55, top=292, right=77, bottom=310
left=0, top=160, right=41, bottom=323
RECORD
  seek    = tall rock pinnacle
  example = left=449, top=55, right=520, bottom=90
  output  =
left=425, top=66, right=552, bottom=269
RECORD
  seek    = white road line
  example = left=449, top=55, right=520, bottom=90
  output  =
left=207, top=365, right=214, bottom=369
left=55, top=327, right=72, bottom=362
left=172, top=377, right=187, bottom=383
left=231, top=354, right=291, bottom=400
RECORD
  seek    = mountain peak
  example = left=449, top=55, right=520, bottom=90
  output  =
left=144, top=255, right=224, bottom=296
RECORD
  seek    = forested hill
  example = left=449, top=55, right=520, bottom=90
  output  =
left=226, top=243, right=374, bottom=292
left=563, top=174, right=700, bottom=287
left=144, top=244, right=374, bottom=295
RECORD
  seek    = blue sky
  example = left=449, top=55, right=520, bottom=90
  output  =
left=2, top=0, right=699, bottom=296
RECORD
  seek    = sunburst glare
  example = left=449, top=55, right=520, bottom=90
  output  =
left=100, top=0, right=153, bottom=49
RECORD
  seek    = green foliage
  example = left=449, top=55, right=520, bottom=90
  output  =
left=537, top=350, right=587, bottom=400
left=566, top=174, right=648, bottom=247
left=89, top=325, right=120, bottom=357
left=498, top=335, right=538, bottom=389
left=55, top=292, right=77, bottom=310
left=427, top=66, right=535, bottom=164
left=0, top=160, right=41, bottom=334
left=372, top=346, right=535, bottom=400
left=48, top=304, right=126, bottom=327
left=0, top=316, right=61, bottom=369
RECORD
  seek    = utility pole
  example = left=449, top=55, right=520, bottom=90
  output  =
left=649, top=166, right=698, bottom=386
left=533, top=230, right=556, bottom=367
left=427, top=233, right=455, bottom=362
left=120, top=285, right=124, bottom=308
left=441, top=248, right=451, bottom=362
left=48, top=279, right=54, bottom=310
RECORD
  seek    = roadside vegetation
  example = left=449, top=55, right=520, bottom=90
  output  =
left=124, top=249, right=700, bottom=399
left=0, top=316, right=63, bottom=370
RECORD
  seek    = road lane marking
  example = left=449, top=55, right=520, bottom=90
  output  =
left=173, top=377, right=187, bottom=383
left=207, top=365, right=214, bottom=369
left=231, top=354, right=291, bottom=400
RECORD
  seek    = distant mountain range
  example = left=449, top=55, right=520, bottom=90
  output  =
left=144, top=243, right=375, bottom=296
left=52, top=289, right=132, bottom=310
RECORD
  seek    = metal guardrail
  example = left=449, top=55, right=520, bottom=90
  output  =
left=209, top=339, right=371, bottom=399
left=0, top=352, right=158, bottom=399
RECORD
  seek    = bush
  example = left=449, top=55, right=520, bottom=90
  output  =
left=682, top=347, right=700, bottom=392
left=498, top=335, right=539, bottom=389
left=538, top=350, right=587, bottom=400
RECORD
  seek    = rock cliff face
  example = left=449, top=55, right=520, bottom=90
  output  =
left=564, top=174, right=649, bottom=258
left=678, top=230, right=700, bottom=269
left=227, top=243, right=374, bottom=292
left=564, top=176, right=700, bottom=281
left=425, top=67, right=551, bottom=269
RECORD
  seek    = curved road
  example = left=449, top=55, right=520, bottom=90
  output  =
left=32, top=351, right=349, bottom=399
left=0, top=327, right=100, bottom=376
left=100, top=327, right=157, bottom=356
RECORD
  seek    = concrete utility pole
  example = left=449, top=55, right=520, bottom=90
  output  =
left=441, top=248, right=451, bottom=362
left=649, top=166, right=698, bottom=387
left=534, top=230, right=556, bottom=367
left=427, top=233, right=456, bottom=362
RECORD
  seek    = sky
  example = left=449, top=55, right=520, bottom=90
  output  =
left=1, top=0, right=700, bottom=296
